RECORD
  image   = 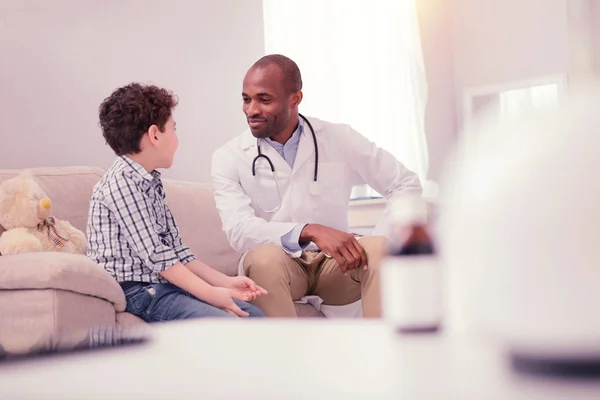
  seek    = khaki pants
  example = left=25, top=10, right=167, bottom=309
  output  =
left=243, top=235, right=387, bottom=318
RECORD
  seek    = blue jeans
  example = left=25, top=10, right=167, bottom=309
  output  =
left=120, top=282, right=265, bottom=322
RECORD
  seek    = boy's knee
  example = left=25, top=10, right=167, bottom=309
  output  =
left=234, top=299, right=266, bottom=317
left=247, top=303, right=266, bottom=317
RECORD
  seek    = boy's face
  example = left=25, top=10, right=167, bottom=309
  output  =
left=156, top=115, right=179, bottom=168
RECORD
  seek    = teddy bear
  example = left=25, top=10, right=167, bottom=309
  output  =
left=0, top=171, right=87, bottom=256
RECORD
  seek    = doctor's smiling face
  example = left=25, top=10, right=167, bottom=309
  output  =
left=242, top=55, right=303, bottom=143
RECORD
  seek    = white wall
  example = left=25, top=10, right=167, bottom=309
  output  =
left=0, top=0, right=264, bottom=183
left=592, top=1, right=600, bottom=76
left=565, top=0, right=595, bottom=84
left=1, top=0, right=593, bottom=186
left=450, top=0, right=571, bottom=130
left=416, top=0, right=579, bottom=182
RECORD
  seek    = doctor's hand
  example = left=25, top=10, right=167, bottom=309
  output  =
left=300, top=224, right=368, bottom=274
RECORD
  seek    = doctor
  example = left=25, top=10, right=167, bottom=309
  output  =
left=211, top=54, right=422, bottom=318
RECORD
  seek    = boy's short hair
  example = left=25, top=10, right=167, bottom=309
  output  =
left=98, top=83, right=179, bottom=155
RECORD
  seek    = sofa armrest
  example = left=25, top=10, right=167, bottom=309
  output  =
left=0, top=253, right=125, bottom=312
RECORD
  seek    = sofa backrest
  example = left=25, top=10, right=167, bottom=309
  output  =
left=0, top=166, right=241, bottom=276
left=161, top=177, right=242, bottom=276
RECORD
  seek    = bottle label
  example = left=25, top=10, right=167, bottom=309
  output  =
left=381, top=256, right=441, bottom=328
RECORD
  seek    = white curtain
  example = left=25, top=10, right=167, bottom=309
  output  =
left=262, top=0, right=429, bottom=198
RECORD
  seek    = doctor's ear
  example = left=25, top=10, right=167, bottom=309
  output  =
left=291, top=91, right=303, bottom=107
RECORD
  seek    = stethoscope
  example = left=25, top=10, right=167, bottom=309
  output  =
left=252, top=113, right=319, bottom=213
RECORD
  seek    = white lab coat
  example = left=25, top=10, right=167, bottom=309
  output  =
left=210, top=116, right=422, bottom=316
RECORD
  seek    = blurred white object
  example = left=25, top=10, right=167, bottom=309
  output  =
left=382, top=195, right=441, bottom=333
left=439, top=83, right=600, bottom=360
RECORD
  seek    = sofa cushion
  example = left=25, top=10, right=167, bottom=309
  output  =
left=0, top=252, right=125, bottom=311
left=0, top=289, right=116, bottom=356
left=116, top=312, right=146, bottom=328
left=295, top=303, right=325, bottom=317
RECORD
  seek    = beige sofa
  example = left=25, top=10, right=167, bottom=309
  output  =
left=0, top=166, right=322, bottom=355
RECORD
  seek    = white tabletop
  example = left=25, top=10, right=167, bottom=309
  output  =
left=2, top=320, right=600, bottom=399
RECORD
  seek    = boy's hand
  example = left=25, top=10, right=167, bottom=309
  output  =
left=224, top=276, right=268, bottom=302
left=160, top=263, right=259, bottom=317
left=207, top=287, right=251, bottom=317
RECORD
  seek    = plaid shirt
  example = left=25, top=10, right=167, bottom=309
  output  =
left=86, top=156, right=195, bottom=283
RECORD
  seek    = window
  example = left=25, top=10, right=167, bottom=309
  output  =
left=262, top=0, right=429, bottom=199
left=463, top=75, right=566, bottom=135
left=499, top=83, right=560, bottom=119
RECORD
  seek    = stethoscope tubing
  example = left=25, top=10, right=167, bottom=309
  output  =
left=252, top=113, right=318, bottom=182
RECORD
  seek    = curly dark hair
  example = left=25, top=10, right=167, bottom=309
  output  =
left=98, top=83, right=179, bottom=155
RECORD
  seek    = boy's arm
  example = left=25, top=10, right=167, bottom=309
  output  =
left=184, top=259, right=230, bottom=287
left=158, top=262, right=216, bottom=301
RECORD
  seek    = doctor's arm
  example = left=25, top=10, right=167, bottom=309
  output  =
left=210, top=149, right=299, bottom=254
left=346, top=126, right=423, bottom=235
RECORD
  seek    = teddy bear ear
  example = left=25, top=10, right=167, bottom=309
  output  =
left=18, top=170, right=34, bottom=180
left=15, top=170, right=40, bottom=188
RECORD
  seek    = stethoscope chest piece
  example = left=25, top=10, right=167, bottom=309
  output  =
left=308, top=181, right=320, bottom=196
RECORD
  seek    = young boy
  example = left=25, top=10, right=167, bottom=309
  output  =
left=86, top=83, right=265, bottom=320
